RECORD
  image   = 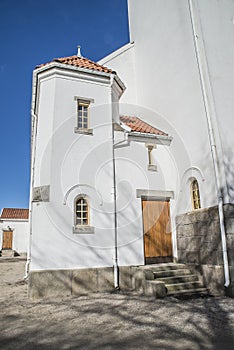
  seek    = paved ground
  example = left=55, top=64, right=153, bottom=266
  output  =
left=0, top=258, right=234, bottom=350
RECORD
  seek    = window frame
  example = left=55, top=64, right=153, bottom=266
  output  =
left=78, top=101, right=89, bottom=130
left=74, top=96, right=94, bottom=135
left=75, top=196, right=89, bottom=226
left=73, top=195, right=94, bottom=234
left=191, top=179, right=201, bottom=210
left=146, top=143, right=157, bottom=172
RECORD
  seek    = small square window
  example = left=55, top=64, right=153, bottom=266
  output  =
left=74, top=96, right=94, bottom=135
left=146, top=144, right=157, bottom=172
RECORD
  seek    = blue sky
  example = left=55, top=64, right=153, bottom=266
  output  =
left=0, top=0, right=129, bottom=210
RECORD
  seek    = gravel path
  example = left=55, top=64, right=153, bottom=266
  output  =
left=0, top=258, right=234, bottom=350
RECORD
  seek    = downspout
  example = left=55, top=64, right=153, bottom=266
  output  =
left=188, top=0, right=230, bottom=287
left=110, top=74, right=119, bottom=289
left=24, top=70, right=39, bottom=279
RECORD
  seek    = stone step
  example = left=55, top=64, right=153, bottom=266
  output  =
left=167, top=287, right=208, bottom=297
left=142, top=263, right=186, bottom=272
left=1, top=250, right=15, bottom=258
left=144, top=280, right=167, bottom=298
left=153, top=268, right=192, bottom=278
left=157, top=274, right=199, bottom=284
left=133, top=263, right=208, bottom=299
left=165, top=281, right=203, bottom=293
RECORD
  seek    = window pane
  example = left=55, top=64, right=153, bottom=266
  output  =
left=77, top=103, right=89, bottom=130
left=76, top=218, right=81, bottom=225
left=191, top=180, right=201, bottom=210
left=75, top=197, right=89, bottom=225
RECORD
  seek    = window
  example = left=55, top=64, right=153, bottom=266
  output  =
left=78, top=102, right=89, bottom=129
left=191, top=179, right=201, bottom=210
left=74, top=96, right=94, bottom=135
left=148, top=145, right=153, bottom=165
left=146, top=144, right=157, bottom=171
left=73, top=196, right=94, bottom=234
left=75, top=197, right=89, bottom=226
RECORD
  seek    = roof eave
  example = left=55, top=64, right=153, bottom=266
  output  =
left=0, top=218, right=29, bottom=222
left=128, top=132, right=173, bottom=146
left=98, top=42, right=135, bottom=66
left=34, top=61, right=113, bottom=78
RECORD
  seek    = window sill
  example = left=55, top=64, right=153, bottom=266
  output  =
left=148, top=164, right=157, bottom=172
left=74, top=127, right=93, bottom=135
left=73, top=226, right=95, bottom=234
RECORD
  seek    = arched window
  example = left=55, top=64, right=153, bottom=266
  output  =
left=191, top=179, right=201, bottom=210
left=75, top=197, right=89, bottom=226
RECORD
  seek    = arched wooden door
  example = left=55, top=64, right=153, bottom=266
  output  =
left=142, top=199, right=172, bottom=264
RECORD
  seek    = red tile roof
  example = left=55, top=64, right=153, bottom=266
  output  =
left=120, top=116, right=168, bottom=136
left=36, top=55, right=113, bottom=74
left=0, top=208, right=29, bottom=220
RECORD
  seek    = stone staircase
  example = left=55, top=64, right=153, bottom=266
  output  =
left=133, top=263, right=209, bottom=298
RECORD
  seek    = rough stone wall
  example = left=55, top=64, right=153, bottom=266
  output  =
left=28, top=266, right=137, bottom=299
left=176, top=204, right=234, bottom=296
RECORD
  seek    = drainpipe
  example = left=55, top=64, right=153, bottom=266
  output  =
left=110, top=74, right=120, bottom=290
left=24, top=71, right=38, bottom=279
left=188, top=0, right=230, bottom=287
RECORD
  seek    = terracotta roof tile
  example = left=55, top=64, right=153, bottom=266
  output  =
left=120, top=116, right=168, bottom=136
left=36, top=55, right=113, bottom=74
left=0, top=208, right=29, bottom=220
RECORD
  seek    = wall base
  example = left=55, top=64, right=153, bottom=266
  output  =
left=28, top=266, right=138, bottom=299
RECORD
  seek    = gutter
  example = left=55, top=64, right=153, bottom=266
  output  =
left=128, top=132, right=172, bottom=146
left=188, top=0, right=230, bottom=287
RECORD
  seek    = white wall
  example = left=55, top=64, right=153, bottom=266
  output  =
left=196, top=0, right=234, bottom=202
left=99, top=43, right=137, bottom=107
left=100, top=0, right=234, bottom=215
left=30, top=0, right=234, bottom=272
left=114, top=131, right=177, bottom=263
left=0, top=220, right=29, bottom=253
left=31, top=67, right=121, bottom=271
left=31, top=63, right=181, bottom=271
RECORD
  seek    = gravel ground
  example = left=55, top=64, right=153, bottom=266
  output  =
left=0, top=258, right=234, bottom=350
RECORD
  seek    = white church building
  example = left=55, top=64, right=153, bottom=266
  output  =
left=27, top=0, right=234, bottom=298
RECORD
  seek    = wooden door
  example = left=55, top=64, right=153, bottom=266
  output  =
left=142, top=199, right=172, bottom=263
left=2, top=230, right=13, bottom=250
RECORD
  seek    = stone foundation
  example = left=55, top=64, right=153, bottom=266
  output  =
left=176, top=204, right=234, bottom=296
left=28, top=265, right=169, bottom=299
left=28, top=266, right=138, bottom=299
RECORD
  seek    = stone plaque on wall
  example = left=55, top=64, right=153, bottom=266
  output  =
left=32, top=185, right=50, bottom=202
